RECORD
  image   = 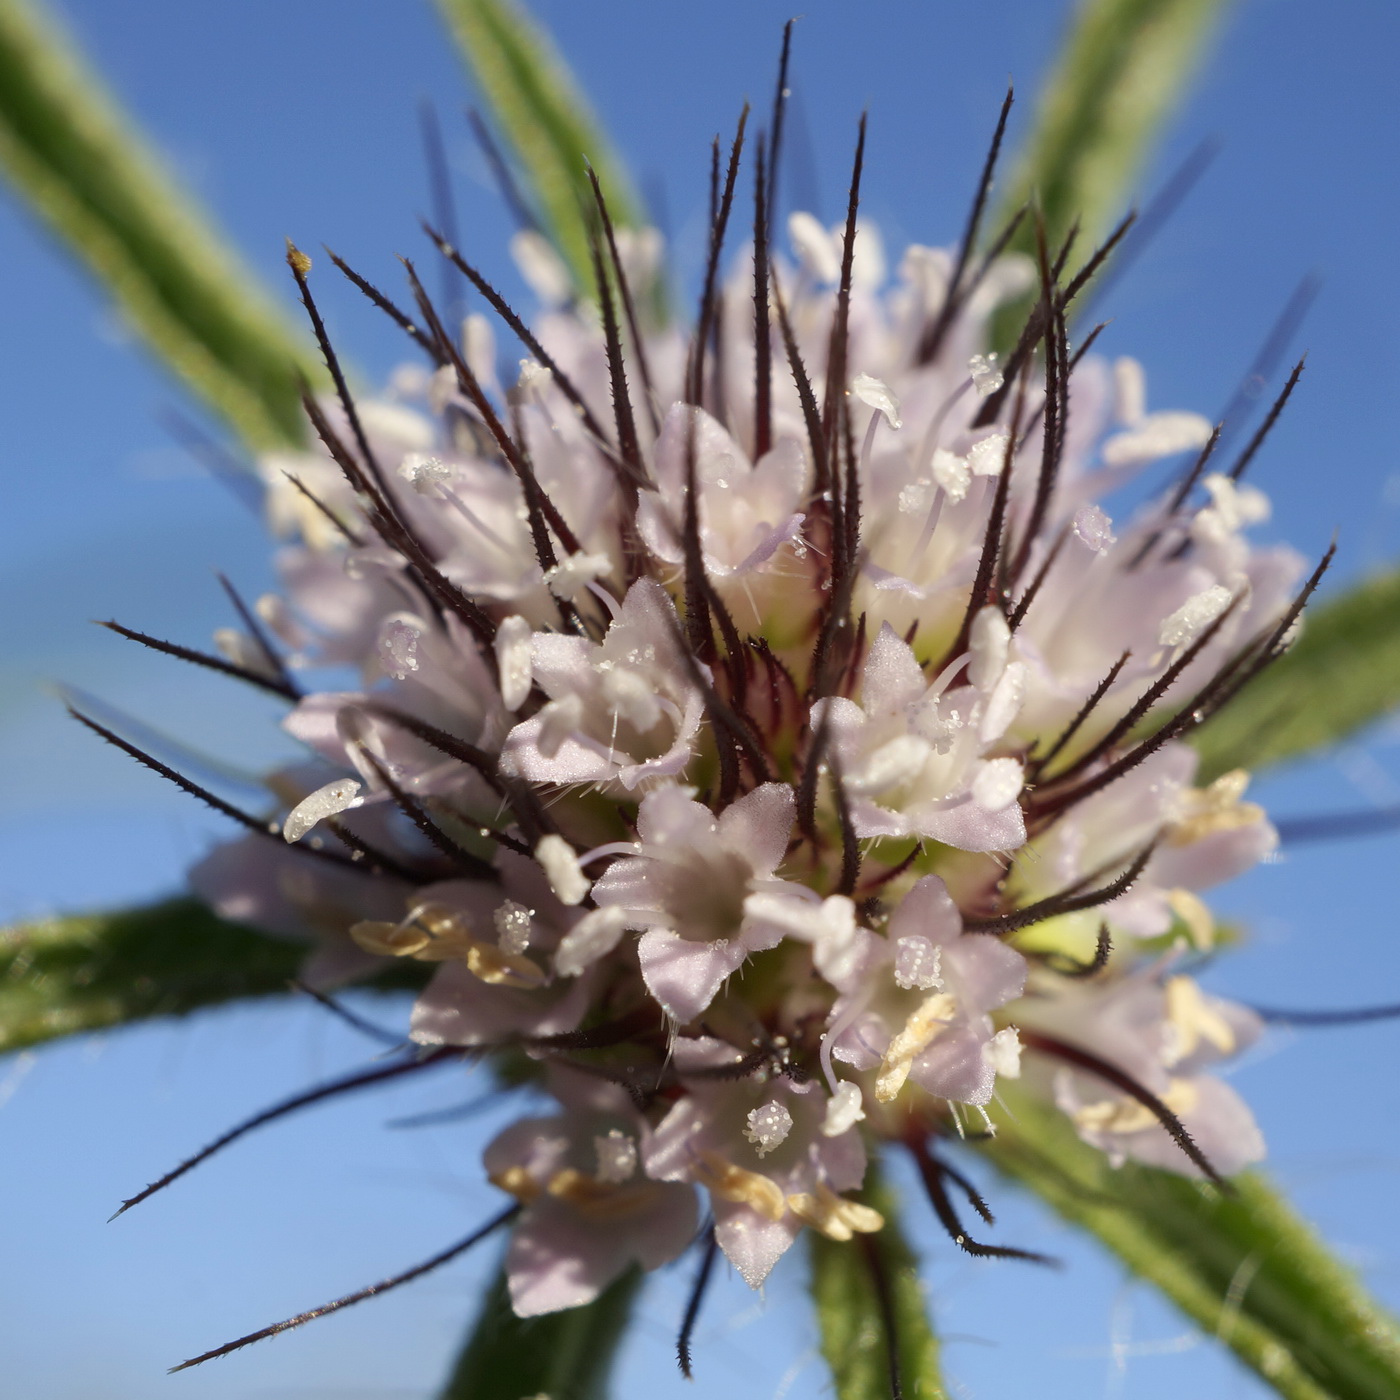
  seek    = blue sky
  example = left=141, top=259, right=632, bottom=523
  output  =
left=3, top=1, right=1400, bottom=1397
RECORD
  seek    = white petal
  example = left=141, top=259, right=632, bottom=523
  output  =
left=788, top=210, right=841, bottom=283
left=1102, top=411, right=1212, bottom=468
left=972, top=757, right=1023, bottom=812
left=555, top=906, right=629, bottom=977
left=510, top=229, right=572, bottom=305
left=1113, top=356, right=1146, bottom=427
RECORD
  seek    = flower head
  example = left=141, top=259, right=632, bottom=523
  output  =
left=94, top=56, right=1327, bottom=1374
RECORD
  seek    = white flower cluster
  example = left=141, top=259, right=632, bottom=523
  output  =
left=178, top=185, right=1312, bottom=1318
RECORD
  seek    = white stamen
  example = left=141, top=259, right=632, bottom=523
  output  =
left=535, top=834, right=590, bottom=906
left=851, top=373, right=903, bottom=429
left=544, top=551, right=614, bottom=602
left=517, top=357, right=552, bottom=393
left=379, top=617, right=421, bottom=679
left=282, top=779, right=362, bottom=843
left=593, top=1129, right=637, bottom=1183
left=493, top=900, right=533, bottom=955
left=821, top=1081, right=867, bottom=1137
left=1158, top=585, right=1232, bottom=649
left=983, top=1026, right=1022, bottom=1078
left=967, top=432, right=1008, bottom=476
left=968, top=353, right=1003, bottom=397
left=930, top=448, right=970, bottom=503
left=494, top=615, right=534, bottom=711
left=743, top=1101, right=794, bottom=1157
left=1073, top=503, right=1117, bottom=553
left=398, top=453, right=452, bottom=493
left=893, top=935, right=943, bottom=990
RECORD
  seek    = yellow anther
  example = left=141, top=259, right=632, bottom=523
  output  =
left=489, top=1165, right=540, bottom=1203
left=544, top=1168, right=662, bottom=1222
left=786, top=1182, right=885, bottom=1241
left=1167, top=770, right=1265, bottom=846
left=349, top=920, right=431, bottom=957
left=413, top=902, right=474, bottom=937
left=1073, top=1077, right=1199, bottom=1136
left=875, top=991, right=957, bottom=1102
left=1164, top=975, right=1236, bottom=1062
left=1167, top=888, right=1215, bottom=950
left=465, top=942, right=548, bottom=988
left=694, top=1149, right=787, bottom=1222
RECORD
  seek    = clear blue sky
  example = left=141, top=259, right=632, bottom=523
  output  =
left=3, top=1, right=1400, bottom=1396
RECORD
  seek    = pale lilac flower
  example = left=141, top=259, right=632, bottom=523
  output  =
left=91, top=63, right=1332, bottom=1364
left=590, top=781, right=807, bottom=1022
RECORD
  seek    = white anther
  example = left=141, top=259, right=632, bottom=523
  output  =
left=893, top=935, right=943, bottom=991
left=851, top=373, right=903, bottom=429
left=593, top=1129, right=637, bottom=1184
left=821, top=1081, right=867, bottom=1137
left=543, top=551, right=614, bottom=602
left=983, top=1026, right=1022, bottom=1078
left=493, top=900, right=533, bottom=955
left=1158, top=585, right=1232, bottom=649
left=968, top=353, right=1004, bottom=397
left=379, top=616, right=422, bottom=679
left=282, top=779, right=362, bottom=843
left=535, top=834, right=590, bottom=906
left=398, top=453, right=453, bottom=493
left=743, top=1101, right=794, bottom=1157
left=967, top=432, right=1008, bottom=476
left=1073, top=503, right=1117, bottom=553
left=930, top=448, right=970, bottom=503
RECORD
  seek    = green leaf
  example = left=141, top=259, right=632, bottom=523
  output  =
left=989, top=0, right=1233, bottom=351
left=0, top=0, right=319, bottom=447
left=999, top=0, right=1232, bottom=253
left=439, top=1260, right=640, bottom=1400
left=980, top=1082, right=1400, bottom=1400
left=433, top=0, right=644, bottom=294
left=0, top=897, right=422, bottom=1054
left=810, top=1172, right=946, bottom=1400
left=1190, top=569, right=1400, bottom=781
